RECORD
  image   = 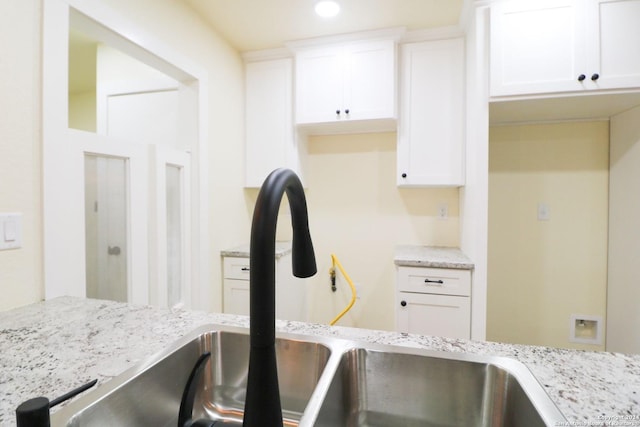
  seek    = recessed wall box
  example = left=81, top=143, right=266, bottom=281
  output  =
left=569, top=314, right=603, bottom=345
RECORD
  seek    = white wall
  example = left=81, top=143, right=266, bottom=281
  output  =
left=0, top=0, right=44, bottom=311
left=608, top=105, right=640, bottom=354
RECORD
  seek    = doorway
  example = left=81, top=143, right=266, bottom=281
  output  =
left=43, top=0, right=208, bottom=309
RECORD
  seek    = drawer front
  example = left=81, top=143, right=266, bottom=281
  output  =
left=397, top=266, right=470, bottom=296
left=223, top=257, right=251, bottom=280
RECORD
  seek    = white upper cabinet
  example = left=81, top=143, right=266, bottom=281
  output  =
left=589, top=0, right=640, bottom=90
left=490, top=0, right=640, bottom=97
left=244, top=57, right=306, bottom=188
left=294, top=39, right=397, bottom=132
left=397, top=38, right=465, bottom=187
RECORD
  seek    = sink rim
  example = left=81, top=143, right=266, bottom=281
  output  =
left=51, top=323, right=567, bottom=426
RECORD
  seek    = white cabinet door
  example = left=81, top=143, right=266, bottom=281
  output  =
left=490, top=0, right=586, bottom=96
left=343, top=40, right=396, bottom=121
left=491, top=0, right=640, bottom=97
left=396, top=292, right=471, bottom=339
left=588, top=0, right=640, bottom=90
left=397, top=38, right=465, bottom=187
left=295, top=46, right=344, bottom=124
left=294, top=40, right=396, bottom=126
left=223, top=278, right=250, bottom=315
left=245, top=58, right=305, bottom=187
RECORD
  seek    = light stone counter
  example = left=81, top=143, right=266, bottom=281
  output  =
left=394, top=245, right=474, bottom=270
left=2, top=297, right=640, bottom=426
left=221, top=241, right=292, bottom=259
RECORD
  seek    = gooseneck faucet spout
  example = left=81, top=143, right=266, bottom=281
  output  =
left=243, top=168, right=317, bottom=427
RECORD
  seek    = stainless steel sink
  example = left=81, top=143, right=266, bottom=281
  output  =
left=51, top=325, right=331, bottom=426
left=313, top=347, right=561, bottom=426
left=51, top=324, right=566, bottom=426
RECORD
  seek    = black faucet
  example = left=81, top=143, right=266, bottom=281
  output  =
left=243, top=168, right=317, bottom=427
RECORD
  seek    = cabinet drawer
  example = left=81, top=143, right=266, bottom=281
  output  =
left=397, top=266, right=470, bottom=296
left=223, top=257, right=251, bottom=280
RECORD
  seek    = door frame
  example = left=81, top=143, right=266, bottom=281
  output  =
left=43, top=0, right=210, bottom=309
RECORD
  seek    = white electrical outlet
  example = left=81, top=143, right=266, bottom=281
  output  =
left=437, top=203, right=448, bottom=220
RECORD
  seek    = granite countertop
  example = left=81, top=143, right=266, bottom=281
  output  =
left=221, top=241, right=292, bottom=259
left=394, top=245, right=474, bottom=270
left=2, top=297, right=640, bottom=426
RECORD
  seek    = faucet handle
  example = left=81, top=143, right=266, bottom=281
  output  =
left=178, top=352, right=219, bottom=427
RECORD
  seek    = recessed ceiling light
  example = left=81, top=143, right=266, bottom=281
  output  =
left=315, top=0, right=340, bottom=18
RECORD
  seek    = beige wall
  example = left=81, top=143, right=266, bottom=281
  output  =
left=251, top=132, right=461, bottom=330
left=1, top=0, right=247, bottom=311
left=607, top=105, right=640, bottom=354
left=488, top=121, right=609, bottom=350
left=0, top=0, right=43, bottom=311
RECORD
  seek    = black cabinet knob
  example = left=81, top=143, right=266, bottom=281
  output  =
left=401, top=173, right=407, bottom=178
left=591, top=73, right=600, bottom=81
left=345, top=109, right=350, bottom=114
left=336, top=109, right=340, bottom=115
left=400, top=300, right=407, bottom=307
left=578, top=74, right=586, bottom=81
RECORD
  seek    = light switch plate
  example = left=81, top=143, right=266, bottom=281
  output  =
left=0, top=213, right=23, bottom=250
left=537, top=203, right=550, bottom=221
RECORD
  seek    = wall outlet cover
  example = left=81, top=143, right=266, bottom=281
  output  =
left=437, top=203, right=448, bottom=220
left=537, top=203, right=550, bottom=221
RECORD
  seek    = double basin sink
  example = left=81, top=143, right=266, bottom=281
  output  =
left=51, top=324, right=567, bottom=426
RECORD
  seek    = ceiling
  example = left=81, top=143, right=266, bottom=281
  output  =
left=180, top=0, right=465, bottom=52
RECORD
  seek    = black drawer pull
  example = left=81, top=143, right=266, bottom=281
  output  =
left=241, top=267, right=250, bottom=271
left=424, top=278, right=444, bottom=284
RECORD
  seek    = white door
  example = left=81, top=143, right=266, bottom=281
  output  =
left=84, top=155, right=128, bottom=302
left=149, top=147, right=191, bottom=308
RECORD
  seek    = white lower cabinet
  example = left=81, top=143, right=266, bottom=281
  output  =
left=222, top=252, right=308, bottom=321
left=396, top=266, right=471, bottom=339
